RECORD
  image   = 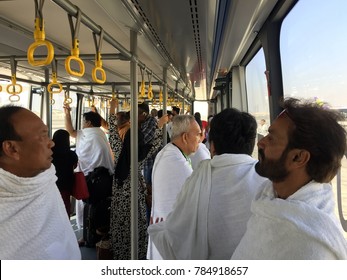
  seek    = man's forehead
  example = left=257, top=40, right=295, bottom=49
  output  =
left=271, top=114, right=293, bottom=137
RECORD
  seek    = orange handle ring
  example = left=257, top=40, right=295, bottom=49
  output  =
left=63, top=97, right=73, bottom=105
left=65, top=56, right=85, bottom=77
left=27, top=40, right=54, bottom=66
left=47, top=82, right=63, bottom=94
left=9, top=94, right=20, bottom=102
left=147, top=85, right=153, bottom=99
left=92, top=66, right=106, bottom=84
left=6, top=83, right=23, bottom=95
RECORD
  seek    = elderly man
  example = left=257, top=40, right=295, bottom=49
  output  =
left=148, top=108, right=267, bottom=259
left=0, top=105, right=80, bottom=259
left=147, top=115, right=201, bottom=260
left=232, top=98, right=347, bottom=259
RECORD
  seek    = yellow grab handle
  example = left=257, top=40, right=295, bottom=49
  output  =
left=92, top=53, right=106, bottom=84
left=6, top=75, right=22, bottom=95
left=9, top=94, right=20, bottom=102
left=6, top=84, right=23, bottom=95
left=47, top=82, right=63, bottom=94
left=147, top=84, right=153, bottom=99
left=140, top=80, right=146, bottom=97
left=92, top=67, right=106, bottom=84
left=27, top=18, right=54, bottom=66
left=65, top=38, right=85, bottom=77
left=65, top=55, right=85, bottom=77
left=63, top=97, right=73, bottom=105
left=47, top=72, right=63, bottom=94
left=0, top=85, right=2, bottom=92
left=27, top=40, right=54, bottom=66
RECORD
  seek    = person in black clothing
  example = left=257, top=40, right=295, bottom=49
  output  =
left=52, top=129, right=78, bottom=217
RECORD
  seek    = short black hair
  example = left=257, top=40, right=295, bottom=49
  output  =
left=158, top=109, right=172, bottom=118
left=138, top=102, right=150, bottom=114
left=209, top=108, right=257, bottom=155
left=172, top=106, right=180, bottom=114
left=0, top=105, right=24, bottom=156
left=83, top=111, right=102, bottom=127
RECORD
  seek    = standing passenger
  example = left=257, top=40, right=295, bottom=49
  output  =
left=64, top=104, right=114, bottom=246
left=0, top=105, right=80, bottom=259
left=147, top=115, right=201, bottom=260
left=108, top=100, right=167, bottom=259
left=232, top=98, right=347, bottom=259
left=148, top=108, right=267, bottom=259
left=52, top=129, right=78, bottom=217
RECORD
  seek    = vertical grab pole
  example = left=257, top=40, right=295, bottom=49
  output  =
left=130, top=29, right=139, bottom=260
left=162, top=67, right=168, bottom=145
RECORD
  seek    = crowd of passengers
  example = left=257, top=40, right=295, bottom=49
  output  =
left=0, top=97, right=347, bottom=260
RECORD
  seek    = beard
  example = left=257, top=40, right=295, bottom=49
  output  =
left=255, top=148, right=290, bottom=182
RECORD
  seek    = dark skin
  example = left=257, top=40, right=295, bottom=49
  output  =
left=0, top=109, right=55, bottom=177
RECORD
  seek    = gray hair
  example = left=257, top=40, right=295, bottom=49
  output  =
left=171, top=115, right=196, bottom=140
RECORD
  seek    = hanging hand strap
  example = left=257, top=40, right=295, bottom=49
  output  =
left=6, top=57, right=22, bottom=102
left=47, top=59, right=63, bottom=103
left=65, top=9, right=85, bottom=77
left=27, top=0, right=54, bottom=66
left=92, top=28, right=106, bottom=84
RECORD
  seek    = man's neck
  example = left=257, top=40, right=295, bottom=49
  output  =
left=272, top=174, right=311, bottom=199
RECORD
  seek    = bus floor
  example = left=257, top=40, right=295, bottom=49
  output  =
left=70, top=215, right=97, bottom=260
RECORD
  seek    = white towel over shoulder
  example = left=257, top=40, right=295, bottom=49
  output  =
left=232, top=181, right=347, bottom=260
left=0, top=165, right=81, bottom=260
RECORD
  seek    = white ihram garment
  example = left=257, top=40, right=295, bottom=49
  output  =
left=147, top=143, right=193, bottom=260
left=148, top=154, right=267, bottom=259
left=231, top=181, right=347, bottom=259
left=75, top=127, right=114, bottom=228
left=76, top=127, right=114, bottom=176
left=189, top=142, right=211, bottom=170
left=0, top=165, right=81, bottom=259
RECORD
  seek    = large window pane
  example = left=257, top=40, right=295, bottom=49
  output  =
left=281, top=0, right=347, bottom=237
left=246, top=48, right=270, bottom=157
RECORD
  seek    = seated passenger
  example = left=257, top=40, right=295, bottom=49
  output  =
left=232, top=98, right=347, bottom=259
left=0, top=105, right=80, bottom=259
left=147, top=115, right=202, bottom=260
left=148, top=108, right=267, bottom=259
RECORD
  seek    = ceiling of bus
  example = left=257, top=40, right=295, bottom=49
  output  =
left=0, top=0, right=278, bottom=102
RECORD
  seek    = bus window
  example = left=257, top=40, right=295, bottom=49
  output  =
left=246, top=47, right=270, bottom=158
left=0, top=81, right=30, bottom=108
left=52, top=91, right=78, bottom=146
left=281, top=0, right=347, bottom=236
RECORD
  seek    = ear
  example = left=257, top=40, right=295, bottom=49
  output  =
left=290, top=149, right=310, bottom=168
left=182, top=132, right=188, bottom=144
left=2, top=141, right=21, bottom=160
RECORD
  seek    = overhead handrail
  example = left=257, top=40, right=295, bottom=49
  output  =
left=65, top=9, right=85, bottom=77
left=47, top=59, right=63, bottom=104
left=63, top=85, right=73, bottom=105
left=27, top=0, right=54, bottom=66
left=6, top=57, right=22, bottom=102
left=51, top=0, right=191, bottom=104
left=92, top=28, right=106, bottom=84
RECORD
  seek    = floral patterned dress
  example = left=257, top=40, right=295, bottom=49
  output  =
left=108, top=113, right=163, bottom=259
